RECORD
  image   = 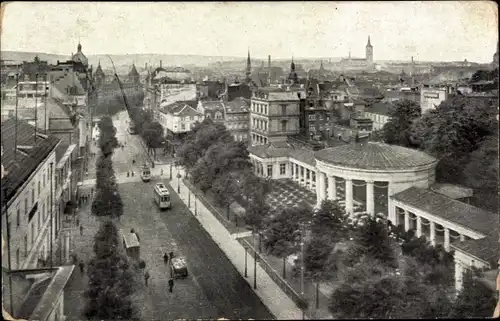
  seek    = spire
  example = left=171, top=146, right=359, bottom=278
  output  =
left=291, top=57, right=295, bottom=71
left=367, top=36, right=372, bottom=47
left=245, top=49, right=252, bottom=84
left=77, top=41, right=82, bottom=52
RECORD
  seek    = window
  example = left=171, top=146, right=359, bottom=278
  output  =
left=17, top=208, right=20, bottom=227
left=45, top=196, right=49, bottom=220
left=31, top=222, right=35, bottom=245
left=38, top=181, right=41, bottom=197
left=281, top=120, right=287, bottom=132
left=16, top=249, right=20, bottom=268
left=43, top=174, right=46, bottom=186
left=280, top=163, right=286, bottom=175
left=181, top=124, right=186, bottom=130
left=24, top=235, right=28, bottom=256
left=31, top=189, right=35, bottom=205
left=308, top=114, right=316, bottom=121
left=25, top=198, right=28, bottom=215
left=281, top=105, right=287, bottom=115
left=309, top=124, right=316, bottom=132
left=38, top=210, right=41, bottom=232
left=264, top=106, right=267, bottom=114
left=267, top=164, right=273, bottom=177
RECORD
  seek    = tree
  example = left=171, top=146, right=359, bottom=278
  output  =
left=262, top=206, right=311, bottom=278
left=463, top=134, right=499, bottom=211
left=303, top=236, right=334, bottom=308
left=381, top=99, right=421, bottom=147
left=450, top=270, right=497, bottom=318
left=92, top=185, right=124, bottom=218
left=98, top=116, right=119, bottom=157
left=211, top=172, right=238, bottom=220
left=95, top=156, right=116, bottom=192
left=311, top=199, right=349, bottom=244
left=142, top=121, right=165, bottom=157
left=410, top=95, right=497, bottom=183
left=329, top=258, right=401, bottom=318
left=84, top=220, right=138, bottom=320
left=352, top=213, right=397, bottom=268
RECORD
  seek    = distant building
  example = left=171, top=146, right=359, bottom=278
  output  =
left=363, top=102, right=393, bottom=131
left=339, top=36, right=374, bottom=70
left=159, top=102, right=204, bottom=154
left=249, top=87, right=305, bottom=145
left=223, top=97, right=251, bottom=143
left=420, top=87, right=449, bottom=114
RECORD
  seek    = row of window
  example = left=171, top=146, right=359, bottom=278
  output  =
left=308, top=114, right=330, bottom=121
left=226, top=122, right=248, bottom=130
left=252, top=134, right=268, bottom=145
left=252, top=118, right=268, bottom=131
left=251, top=102, right=268, bottom=115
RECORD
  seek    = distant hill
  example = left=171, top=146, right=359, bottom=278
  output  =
left=1, top=51, right=245, bottom=70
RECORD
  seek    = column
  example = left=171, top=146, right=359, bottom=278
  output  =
left=444, top=228, right=450, bottom=251
left=345, top=178, right=353, bottom=216
left=460, top=234, right=465, bottom=242
left=404, top=210, right=410, bottom=232
left=430, top=221, right=436, bottom=246
left=319, top=172, right=326, bottom=201
left=328, top=176, right=336, bottom=200
left=64, top=231, right=70, bottom=263
left=296, top=164, right=299, bottom=181
left=366, top=180, right=375, bottom=216
left=416, top=216, right=422, bottom=237
left=454, top=261, right=464, bottom=292
left=388, top=203, right=396, bottom=225
left=315, top=171, right=321, bottom=206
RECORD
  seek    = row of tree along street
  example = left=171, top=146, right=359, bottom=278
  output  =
left=83, top=116, right=140, bottom=320
left=94, top=91, right=145, bottom=117
left=176, top=118, right=496, bottom=319
left=378, top=68, right=499, bottom=212
left=129, top=108, right=166, bottom=159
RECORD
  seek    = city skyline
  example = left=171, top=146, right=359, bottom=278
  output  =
left=0, top=1, right=498, bottom=62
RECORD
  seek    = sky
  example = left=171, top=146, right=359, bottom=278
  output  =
left=1, top=1, right=498, bottom=62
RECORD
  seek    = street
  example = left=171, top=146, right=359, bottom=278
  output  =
left=72, top=110, right=274, bottom=320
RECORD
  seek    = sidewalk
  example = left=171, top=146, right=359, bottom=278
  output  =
left=170, top=167, right=304, bottom=320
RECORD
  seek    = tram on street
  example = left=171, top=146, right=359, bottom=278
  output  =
left=154, top=183, right=171, bottom=210
left=121, top=230, right=140, bottom=260
left=140, top=164, right=151, bottom=182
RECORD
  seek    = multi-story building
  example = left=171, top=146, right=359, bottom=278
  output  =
left=1, top=118, right=61, bottom=270
left=197, top=100, right=225, bottom=123
left=363, top=101, right=393, bottom=131
left=158, top=102, right=204, bottom=154
left=223, top=97, right=250, bottom=143
left=420, top=86, right=449, bottom=114
left=250, top=87, right=304, bottom=145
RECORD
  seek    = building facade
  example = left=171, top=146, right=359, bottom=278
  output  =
left=250, top=87, right=304, bottom=145
left=420, top=87, right=449, bottom=114
left=223, top=98, right=250, bottom=143
left=1, top=119, right=61, bottom=270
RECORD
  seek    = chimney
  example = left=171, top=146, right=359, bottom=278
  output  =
left=145, top=62, right=148, bottom=70
left=160, top=60, right=162, bottom=68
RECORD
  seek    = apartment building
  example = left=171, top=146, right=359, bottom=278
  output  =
left=250, top=87, right=304, bottom=145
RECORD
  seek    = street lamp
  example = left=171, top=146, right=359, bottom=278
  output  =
left=244, top=246, right=248, bottom=277
left=194, top=193, right=197, bottom=216
left=300, top=222, right=307, bottom=320
left=188, top=189, right=191, bottom=208
left=177, top=173, right=181, bottom=194
left=253, top=232, right=258, bottom=289
left=170, top=164, right=173, bottom=180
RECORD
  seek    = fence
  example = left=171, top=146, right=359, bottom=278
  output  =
left=241, top=238, right=308, bottom=311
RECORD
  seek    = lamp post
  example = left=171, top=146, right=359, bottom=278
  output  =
left=194, top=193, right=197, bottom=216
left=300, top=222, right=306, bottom=320
left=253, top=232, right=257, bottom=289
left=188, top=189, right=191, bottom=208
left=170, top=164, right=172, bottom=180
left=177, top=172, right=181, bottom=194
left=244, top=246, right=248, bottom=277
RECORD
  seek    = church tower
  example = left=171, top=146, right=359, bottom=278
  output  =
left=366, top=36, right=373, bottom=64
left=245, top=49, right=252, bottom=84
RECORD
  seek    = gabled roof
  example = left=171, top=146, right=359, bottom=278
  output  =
left=224, top=98, right=249, bottom=114
left=1, top=118, right=60, bottom=204
left=200, top=100, right=224, bottom=110
left=128, top=64, right=139, bottom=78
left=451, top=235, right=499, bottom=266
left=391, top=186, right=498, bottom=236
left=160, top=102, right=202, bottom=117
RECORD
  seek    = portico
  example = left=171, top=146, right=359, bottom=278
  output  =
left=314, top=142, right=438, bottom=216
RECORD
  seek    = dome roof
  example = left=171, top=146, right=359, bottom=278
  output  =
left=71, top=43, right=88, bottom=67
left=314, top=142, right=437, bottom=170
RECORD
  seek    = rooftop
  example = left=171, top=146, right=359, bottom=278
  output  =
left=2, top=266, right=74, bottom=321
left=200, top=100, right=224, bottom=110
left=452, top=235, right=499, bottom=266
left=314, top=142, right=437, bottom=170
left=224, top=98, right=249, bottom=114
left=1, top=118, right=60, bottom=204
left=392, top=186, right=498, bottom=237
left=365, top=102, right=394, bottom=116
left=430, top=183, right=474, bottom=200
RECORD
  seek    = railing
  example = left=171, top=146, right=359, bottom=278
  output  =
left=241, top=238, right=307, bottom=311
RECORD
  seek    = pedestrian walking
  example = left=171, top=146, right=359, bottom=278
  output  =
left=79, top=260, right=85, bottom=273
left=80, top=225, right=83, bottom=236
left=163, top=252, right=169, bottom=264
left=76, top=218, right=80, bottom=227
left=168, top=278, right=174, bottom=293
left=91, top=188, right=94, bottom=198
left=169, top=251, right=174, bottom=260
left=144, top=271, right=150, bottom=286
